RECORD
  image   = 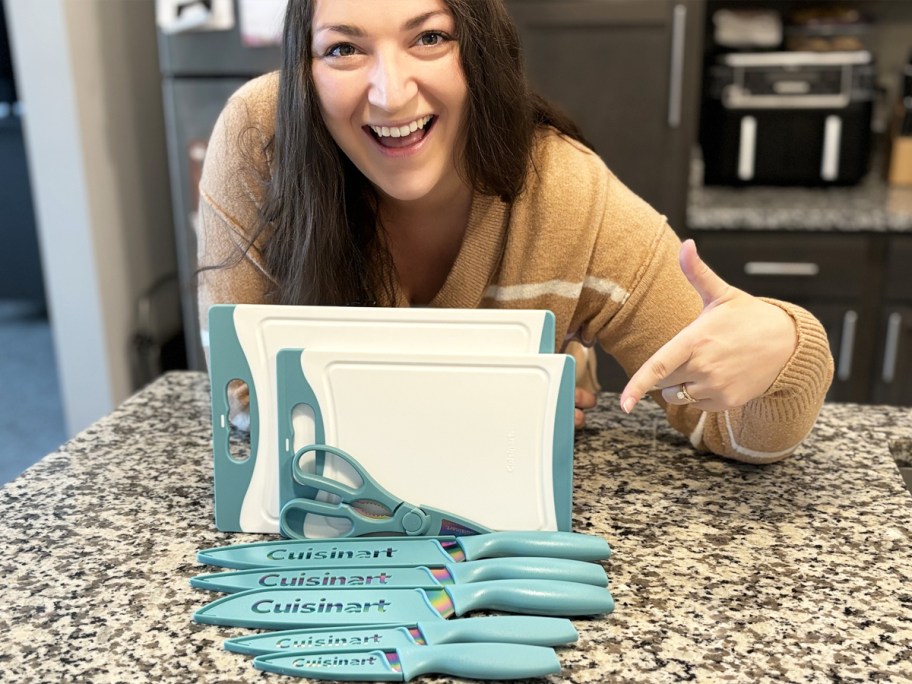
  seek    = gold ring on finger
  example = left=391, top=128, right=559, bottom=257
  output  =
left=676, top=383, right=697, bottom=403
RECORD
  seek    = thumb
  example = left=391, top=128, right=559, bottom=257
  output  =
left=679, top=239, right=729, bottom=308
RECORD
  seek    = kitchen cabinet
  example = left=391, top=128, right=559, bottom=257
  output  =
left=505, top=0, right=704, bottom=233
left=694, top=231, right=912, bottom=405
left=504, top=0, right=706, bottom=391
left=872, top=237, right=912, bottom=405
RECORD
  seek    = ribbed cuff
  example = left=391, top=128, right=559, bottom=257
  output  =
left=758, top=297, right=835, bottom=406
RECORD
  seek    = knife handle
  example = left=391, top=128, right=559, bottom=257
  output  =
left=457, top=531, right=612, bottom=562
left=398, top=643, right=561, bottom=681
left=417, top=616, right=578, bottom=647
left=446, top=579, right=614, bottom=617
left=447, top=557, right=608, bottom=586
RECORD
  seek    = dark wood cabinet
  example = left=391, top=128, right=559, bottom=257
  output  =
left=872, top=306, right=912, bottom=405
left=505, top=0, right=705, bottom=233
left=872, top=236, right=912, bottom=405
left=505, top=0, right=706, bottom=391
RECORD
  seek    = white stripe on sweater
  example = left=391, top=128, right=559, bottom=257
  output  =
left=724, top=410, right=800, bottom=460
left=690, top=411, right=707, bottom=448
left=485, top=277, right=629, bottom=303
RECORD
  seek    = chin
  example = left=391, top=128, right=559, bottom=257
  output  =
left=375, top=178, right=441, bottom=203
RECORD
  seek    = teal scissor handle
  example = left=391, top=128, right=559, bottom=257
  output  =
left=291, top=443, right=402, bottom=510
left=281, top=497, right=432, bottom=538
left=280, top=444, right=492, bottom=540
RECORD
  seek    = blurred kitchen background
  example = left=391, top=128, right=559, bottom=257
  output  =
left=1, top=0, right=911, bottom=483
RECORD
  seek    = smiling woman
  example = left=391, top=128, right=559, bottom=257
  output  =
left=309, top=2, right=468, bottom=207
left=197, top=0, right=835, bottom=463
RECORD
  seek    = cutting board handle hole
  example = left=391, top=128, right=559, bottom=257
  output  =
left=226, top=378, right=251, bottom=463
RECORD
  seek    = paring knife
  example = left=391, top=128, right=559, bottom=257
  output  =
left=191, top=556, right=609, bottom=593
left=196, top=531, right=612, bottom=570
left=223, top=616, right=579, bottom=655
left=253, top=642, right=562, bottom=681
left=193, top=579, right=615, bottom=629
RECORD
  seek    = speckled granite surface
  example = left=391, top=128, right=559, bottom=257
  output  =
left=688, top=173, right=912, bottom=232
left=1, top=371, right=910, bottom=683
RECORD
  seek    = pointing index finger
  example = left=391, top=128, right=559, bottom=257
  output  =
left=620, top=332, right=692, bottom=413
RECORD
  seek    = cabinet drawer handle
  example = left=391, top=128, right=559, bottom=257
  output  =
left=667, top=4, right=686, bottom=128
left=744, top=262, right=820, bottom=277
left=837, top=310, right=857, bottom=382
left=882, top=312, right=902, bottom=384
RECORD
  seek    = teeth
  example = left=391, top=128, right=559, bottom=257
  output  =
left=370, top=116, right=432, bottom=138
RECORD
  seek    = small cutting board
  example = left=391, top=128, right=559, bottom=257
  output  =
left=276, top=349, right=575, bottom=534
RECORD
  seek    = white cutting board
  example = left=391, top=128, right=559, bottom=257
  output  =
left=208, top=304, right=556, bottom=533
left=277, top=349, right=576, bottom=533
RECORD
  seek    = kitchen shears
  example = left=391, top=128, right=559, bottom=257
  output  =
left=280, top=444, right=492, bottom=540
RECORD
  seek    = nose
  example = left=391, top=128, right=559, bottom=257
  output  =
left=367, top=50, right=417, bottom=113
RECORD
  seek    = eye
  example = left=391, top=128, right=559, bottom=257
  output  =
left=415, top=31, right=452, bottom=48
left=325, top=42, right=359, bottom=58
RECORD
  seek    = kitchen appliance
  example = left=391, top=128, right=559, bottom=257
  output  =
left=0, top=4, right=44, bottom=303
left=157, top=0, right=282, bottom=370
left=700, top=51, right=876, bottom=185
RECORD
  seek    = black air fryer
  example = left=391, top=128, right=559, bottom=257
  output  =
left=701, top=51, right=876, bottom=186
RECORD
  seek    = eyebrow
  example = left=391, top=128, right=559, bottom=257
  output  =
left=315, top=10, right=448, bottom=38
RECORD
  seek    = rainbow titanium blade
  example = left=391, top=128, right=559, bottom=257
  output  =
left=196, top=531, right=612, bottom=570
left=223, top=616, right=579, bottom=656
left=193, top=579, right=615, bottom=630
left=190, top=556, right=608, bottom=593
left=253, top=642, right=562, bottom=681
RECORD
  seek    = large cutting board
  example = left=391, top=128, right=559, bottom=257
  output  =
left=208, top=304, right=556, bottom=532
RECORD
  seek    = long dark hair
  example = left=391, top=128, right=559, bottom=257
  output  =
left=255, top=0, right=588, bottom=306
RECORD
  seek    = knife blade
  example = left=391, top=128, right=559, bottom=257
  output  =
left=223, top=616, right=579, bottom=655
left=196, top=531, right=612, bottom=570
left=191, top=556, right=608, bottom=593
left=193, top=579, right=615, bottom=629
left=253, top=642, right=562, bottom=681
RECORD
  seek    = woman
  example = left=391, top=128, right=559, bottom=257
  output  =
left=198, top=0, right=833, bottom=462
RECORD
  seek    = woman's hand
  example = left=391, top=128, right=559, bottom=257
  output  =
left=620, top=239, right=797, bottom=413
left=575, top=388, right=597, bottom=428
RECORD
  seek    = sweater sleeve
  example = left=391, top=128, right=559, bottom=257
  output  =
left=196, top=74, right=279, bottom=361
left=579, top=179, right=834, bottom=463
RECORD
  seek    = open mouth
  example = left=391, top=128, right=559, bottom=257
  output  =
left=364, top=115, right=437, bottom=149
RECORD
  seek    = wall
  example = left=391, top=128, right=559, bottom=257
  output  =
left=4, top=0, right=177, bottom=436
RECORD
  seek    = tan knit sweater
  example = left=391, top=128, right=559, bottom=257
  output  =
left=198, top=72, right=834, bottom=464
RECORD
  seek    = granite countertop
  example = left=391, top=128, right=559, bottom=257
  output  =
left=1, top=371, right=911, bottom=683
left=687, top=162, right=912, bottom=232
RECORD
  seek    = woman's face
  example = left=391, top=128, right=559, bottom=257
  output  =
left=310, top=0, right=468, bottom=205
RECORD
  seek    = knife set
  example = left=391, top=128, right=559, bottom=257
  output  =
left=191, top=531, right=614, bottom=680
left=208, top=304, right=576, bottom=535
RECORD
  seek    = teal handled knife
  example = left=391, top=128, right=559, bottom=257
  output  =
left=197, top=531, right=612, bottom=570
left=193, top=579, right=615, bottom=629
left=253, top=642, right=562, bottom=681
left=191, top=556, right=608, bottom=593
left=224, top=616, right=579, bottom=655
